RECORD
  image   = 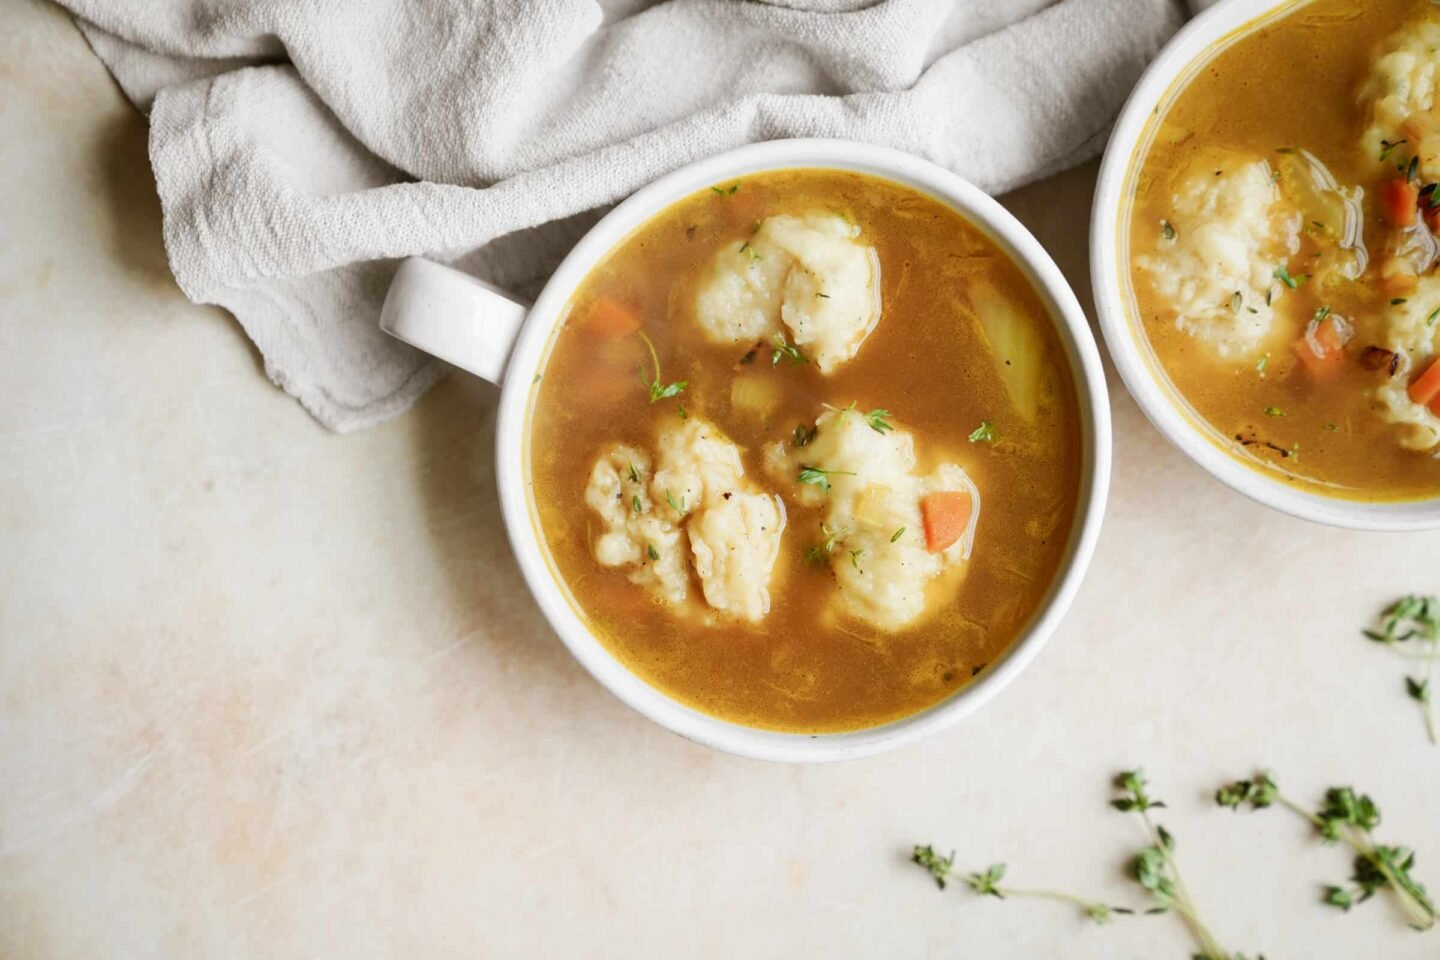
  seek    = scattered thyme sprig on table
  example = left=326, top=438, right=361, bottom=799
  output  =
left=910, top=771, right=1264, bottom=960
left=1111, top=770, right=1252, bottom=960
left=1216, top=772, right=1435, bottom=930
left=1363, top=595, right=1440, bottom=744
left=909, top=847, right=1125, bottom=923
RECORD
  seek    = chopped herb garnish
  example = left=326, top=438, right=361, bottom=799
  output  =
left=793, top=423, right=817, bottom=448
left=627, top=461, right=640, bottom=484
left=864, top=408, right=894, bottom=434
left=1324, top=422, right=1340, bottom=432
left=890, top=527, right=905, bottom=543
left=710, top=184, right=740, bottom=197
left=666, top=489, right=686, bottom=514
left=738, top=241, right=749, bottom=253
left=771, top=334, right=809, bottom=367
left=631, top=494, right=643, bottom=514
left=1274, top=263, right=1307, bottom=289
left=1381, top=138, right=1408, bottom=162
left=1160, top=219, right=1176, bottom=241
left=849, top=548, right=864, bottom=569
left=1256, top=354, right=1269, bottom=375
left=1408, top=155, right=1421, bottom=183
left=636, top=330, right=686, bottom=403
left=1264, top=406, right=1286, bottom=417
left=1427, top=306, right=1440, bottom=327
left=1393, top=298, right=1409, bottom=306
left=677, top=404, right=689, bottom=420
left=532, top=374, right=541, bottom=385
left=806, top=522, right=844, bottom=563
left=1314, top=305, right=1332, bottom=323
left=646, top=543, right=660, bottom=561
left=797, top=465, right=855, bottom=494
left=969, top=420, right=996, bottom=444
left=1230, top=291, right=1243, bottom=314
left=816, top=292, right=831, bottom=299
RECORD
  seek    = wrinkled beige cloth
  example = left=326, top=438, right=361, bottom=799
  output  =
left=60, top=0, right=1187, bottom=430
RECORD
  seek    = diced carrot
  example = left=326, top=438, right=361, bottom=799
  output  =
left=584, top=297, right=643, bottom=338
left=1382, top=178, right=1420, bottom=227
left=1383, top=269, right=1419, bottom=297
left=921, top=491, right=973, bottom=554
left=1293, top=315, right=1347, bottom=381
left=1409, top=358, right=1440, bottom=411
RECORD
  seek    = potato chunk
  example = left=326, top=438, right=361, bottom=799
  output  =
left=694, top=213, right=881, bottom=374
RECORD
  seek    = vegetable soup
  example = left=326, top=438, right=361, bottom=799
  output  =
left=1125, top=0, right=1440, bottom=501
left=528, top=169, right=1082, bottom=733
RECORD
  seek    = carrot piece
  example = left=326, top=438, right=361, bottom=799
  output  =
left=1409, top=357, right=1440, bottom=410
left=920, top=491, right=973, bottom=554
left=1382, top=178, right=1420, bottom=227
left=1294, top=315, right=1347, bottom=380
left=584, top=297, right=643, bottom=338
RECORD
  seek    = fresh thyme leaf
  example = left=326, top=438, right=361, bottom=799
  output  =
left=1314, top=305, right=1332, bottom=323
left=1230, top=291, right=1243, bottom=314
left=1324, top=422, right=1340, bottom=431
left=816, top=292, right=831, bottom=299
left=793, top=423, right=817, bottom=448
left=1392, top=298, right=1409, bottom=306
left=666, top=489, right=686, bottom=514
left=1365, top=596, right=1440, bottom=744
left=631, top=495, right=642, bottom=514
left=849, top=548, right=864, bottom=569
left=636, top=330, right=687, bottom=403
left=1161, top=219, right=1176, bottom=241
left=1427, top=306, right=1440, bottom=327
left=890, top=527, right=905, bottom=543
left=1219, top=771, right=1435, bottom=930
left=806, top=522, right=843, bottom=563
left=1381, top=138, right=1408, bottom=162
left=771, top=334, right=809, bottom=367
left=1408, top=155, right=1421, bottom=183
left=1274, top=263, right=1307, bottom=289
left=969, top=420, right=996, bottom=444
left=864, top=408, right=895, bottom=434
left=1256, top=354, right=1269, bottom=375
left=677, top=404, right=689, bottom=420
left=646, top=543, right=660, bottom=561
left=1264, top=406, right=1286, bottom=417
left=911, top=845, right=955, bottom=889
left=627, top=461, right=640, bottom=484
left=797, top=465, right=854, bottom=494
left=710, top=183, right=740, bottom=197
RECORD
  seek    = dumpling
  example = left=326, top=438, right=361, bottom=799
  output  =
left=584, top=417, right=784, bottom=622
left=1361, top=16, right=1440, bottom=180
left=694, top=213, right=881, bottom=374
left=766, top=407, right=980, bottom=631
left=1137, top=158, right=1301, bottom=360
left=1375, top=276, right=1440, bottom=450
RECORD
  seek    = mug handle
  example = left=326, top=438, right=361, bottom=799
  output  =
left=379, top=257, right=531, bottom=385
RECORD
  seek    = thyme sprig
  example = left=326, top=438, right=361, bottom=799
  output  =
left=1364, top=596, right=1440, bottom=744
left=1216, top=772, right=1435, bottom=930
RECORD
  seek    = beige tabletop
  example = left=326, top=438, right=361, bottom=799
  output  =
left=3, top=2, right=1438, bottom=957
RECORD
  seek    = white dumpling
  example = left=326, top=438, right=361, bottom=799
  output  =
left=766, top=408, right=980, bottom=631
left=1361, top=17, right=1440, bottom=179
left=694, top=213, right=881, bottom=374
left=1375, top=275, right=1440, bottom=451
left=1137, top=158, right=1300, bottom=360
left=583, top=417, right=785, bottom=623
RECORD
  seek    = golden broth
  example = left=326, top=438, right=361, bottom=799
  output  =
left=528, top=169, right=1081, bottom=733
left=1125, top=0, right=1440, bottom=501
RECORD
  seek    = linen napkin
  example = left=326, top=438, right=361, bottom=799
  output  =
left=60, top=0, right=1189, bottom=431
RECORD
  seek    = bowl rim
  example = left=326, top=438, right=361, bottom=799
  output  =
left=496, top=138, right=1113, bottom=762
left=1090, top=0, right=1440, bottom=532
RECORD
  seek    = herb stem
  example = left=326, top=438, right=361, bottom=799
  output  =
left=1139, top=810, right=1227, bottom=960
left=991, top=885, right=1115, bottom=917
left=1422, top=641, right=1440, bottom=745
left=1272, top=790, right=1435, bottom=931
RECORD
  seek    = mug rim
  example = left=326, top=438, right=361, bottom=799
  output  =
left=1090, top=0, right=1440, bottom=531
left=496, top=138, right=1112, bottom=762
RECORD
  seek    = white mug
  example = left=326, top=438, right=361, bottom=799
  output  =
left=381, top=139, right=1112, bottom=762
